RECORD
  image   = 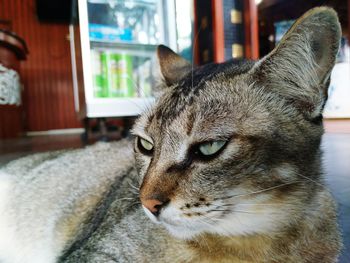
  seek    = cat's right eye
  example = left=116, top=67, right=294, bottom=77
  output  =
left=192, top=140, right=228, bottom=160
left=136, top=137, right=154, bottom=155
left=198, top=141, right=226, bottom=156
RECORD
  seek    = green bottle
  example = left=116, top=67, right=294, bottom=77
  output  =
left=100, top=51, right=111, bottom=98
left=91, top=50, right=106, bottom=98
left=118, top=54, right=134, bottom=97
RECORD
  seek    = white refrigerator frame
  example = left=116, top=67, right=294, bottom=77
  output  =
left=71, top=0, right=178, bottom=119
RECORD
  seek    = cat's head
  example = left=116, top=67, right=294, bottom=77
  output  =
left=133, top=7, right=341, bottom=239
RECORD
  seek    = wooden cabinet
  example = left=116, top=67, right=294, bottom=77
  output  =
left=194, top=0, right=259, bottom=65
left=0, top=29, right=28, bottom=138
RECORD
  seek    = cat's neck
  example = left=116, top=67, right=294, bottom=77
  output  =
left=185, top=233, right=274, bottom=262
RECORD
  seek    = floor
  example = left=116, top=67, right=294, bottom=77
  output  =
left=0, top=132, right=349, bottom=262
left=322, top=133, right=350, bottom=262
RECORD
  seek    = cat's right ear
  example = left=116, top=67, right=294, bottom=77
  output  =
left=157, top=45, right=191, bottom=86
left=253, top=7, right=341, bottom=119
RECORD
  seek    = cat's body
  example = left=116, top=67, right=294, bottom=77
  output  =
left=0, top=7, right=343, bottom=263
left=0, top=141, right=340, bottom=263
left=0, top=142, right=183, bottom=263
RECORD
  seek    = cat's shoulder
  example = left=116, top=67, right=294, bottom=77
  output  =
left=0, top=140, right=135, bottom=263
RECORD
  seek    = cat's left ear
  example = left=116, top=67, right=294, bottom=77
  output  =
left=254, top=7, right=341, bottom=119
left=157, top=45, right=192, bottom=86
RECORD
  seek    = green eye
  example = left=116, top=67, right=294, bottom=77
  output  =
left=198, top=141, right=226, bottom=156
left=138, top=137, right=154, bottom=152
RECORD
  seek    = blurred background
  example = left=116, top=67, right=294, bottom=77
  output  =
left=0, top=0, right=349, bottom=262
left=0, top=0, right=349, bottom=141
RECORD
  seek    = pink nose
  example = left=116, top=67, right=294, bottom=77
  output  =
left=142, top=198, right=164, bottom=215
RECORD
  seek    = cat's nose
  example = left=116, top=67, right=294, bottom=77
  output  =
left=141, top=198, right=167, bottom=216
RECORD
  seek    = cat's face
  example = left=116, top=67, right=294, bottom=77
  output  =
left=133, top=8, right=341, bottom=239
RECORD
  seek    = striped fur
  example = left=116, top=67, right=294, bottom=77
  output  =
left=0, top=7, right=342, bottom=263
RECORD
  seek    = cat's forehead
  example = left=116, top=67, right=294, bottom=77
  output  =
left=154, top=60, right=256, bottom=123
left=177, top=59, right=255, bottom=93
left=135, top=59, right=276, bottom=139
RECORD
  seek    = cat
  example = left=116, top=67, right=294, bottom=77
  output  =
left=0, top=7, right=342, bottom=263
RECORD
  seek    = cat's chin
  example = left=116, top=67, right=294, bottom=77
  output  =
left=142, top=205, right=204, bottom=239
left=163, top=224, right=202, bottom=240
left=142, top=201, right=287, bottom=240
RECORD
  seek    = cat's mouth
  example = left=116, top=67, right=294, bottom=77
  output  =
left=142, top=204, right=187, bottom=226
left=142, top=203, right=222, bottom=239
left=142, top=205, right=162, bottom=224
left=142, top=196, right=289, bottom=240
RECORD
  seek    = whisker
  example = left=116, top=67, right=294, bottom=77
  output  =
left=127, top=181, right=140, bottom=191
left=118, top=197, right=135, bottom=201
left=297, top=173, right=325, bottom=188
left=127, top=201, right=141, bottom=209
left=216, top=181, right=300, bottom=201
left=216, top=203, right=285, bottom=207
left=196, top=208, right=302, bottom=241
left=198, top=214, right=226, bottom=222
left=208, top=209, right=257, bottom=214
left=198, top=214, right=248, bottom=242
left=207, top=209, right=229, bottom=212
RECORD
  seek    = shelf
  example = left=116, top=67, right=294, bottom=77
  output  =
left=90, top=41, right=158, bottom=55
left=88, top=0, right=157, bottom=7
left=85, top=97, right=155, bottom=118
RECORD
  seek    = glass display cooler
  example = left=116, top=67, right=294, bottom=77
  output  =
left=70, top=0, right=192, bottom=139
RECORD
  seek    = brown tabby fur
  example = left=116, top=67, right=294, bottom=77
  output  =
left=0, top=7, right=342, bottom=263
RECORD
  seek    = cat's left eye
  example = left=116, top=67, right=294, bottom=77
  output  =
left=137, top=137, right=154, bottom=154
left=198, top=140, right=226, bottom=156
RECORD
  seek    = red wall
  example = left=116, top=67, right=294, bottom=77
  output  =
left=0, top=0, right=81, bottom=132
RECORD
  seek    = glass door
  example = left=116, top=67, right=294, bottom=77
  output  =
left=77, top=0, right=177, bottom=117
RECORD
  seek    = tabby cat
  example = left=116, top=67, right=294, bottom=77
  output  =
left=0, top=7, right=342, bottom=263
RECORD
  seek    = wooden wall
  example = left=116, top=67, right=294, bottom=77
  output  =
left=0, top=0, right=81, bottom=133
